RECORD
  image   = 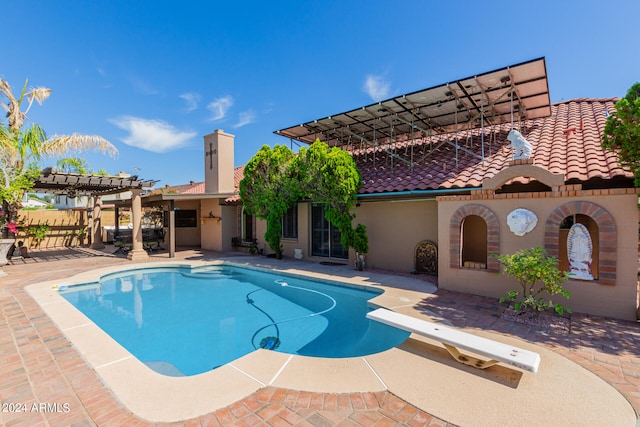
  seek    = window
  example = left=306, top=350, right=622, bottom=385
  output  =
left=164, top=209, right=197, bottom=227
left=282, top=205, right=298, bottom=239
left=311, top=204, right=347, bottom=259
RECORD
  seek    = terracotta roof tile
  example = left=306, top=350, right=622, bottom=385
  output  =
left=352, top=98, right=632, bottom=193
left=148, top=180, right=204, bottom=195
left=161, top=98, right=633, bottom=201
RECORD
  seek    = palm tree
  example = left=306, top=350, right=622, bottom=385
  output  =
left=0, top=77, right=118, bottom=237
left=56, top=157, right=90, bottom=174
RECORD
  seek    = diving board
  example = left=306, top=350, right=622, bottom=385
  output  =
left=367, top=308, right=540, bottom=373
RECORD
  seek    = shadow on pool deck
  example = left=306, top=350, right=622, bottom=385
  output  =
left=1, top=245, right=639, bottom=426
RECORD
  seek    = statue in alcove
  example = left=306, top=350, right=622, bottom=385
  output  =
left=567, top=223, right=594, bottom=280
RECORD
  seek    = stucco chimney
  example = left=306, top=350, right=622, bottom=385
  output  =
left=203, top=129, right=235, bottom=194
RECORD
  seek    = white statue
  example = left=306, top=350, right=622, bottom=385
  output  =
left=567, top=223, right=594, bottom=280
left=507, top=129, right=533, bottom=160
left=507, top=208, right=538, bottom=236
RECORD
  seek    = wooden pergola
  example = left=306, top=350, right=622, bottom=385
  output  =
left=31, top=169, right=156, bottom=261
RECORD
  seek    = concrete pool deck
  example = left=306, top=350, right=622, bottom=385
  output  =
left=2, top=247, right=640, bottom=426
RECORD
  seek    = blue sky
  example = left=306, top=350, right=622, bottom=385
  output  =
left=3, top=1, right=639, bottom=186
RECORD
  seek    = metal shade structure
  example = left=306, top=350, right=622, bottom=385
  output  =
left=275, top=57, right=551, bottom=149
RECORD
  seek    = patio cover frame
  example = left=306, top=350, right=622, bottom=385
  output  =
left=31, top=168, right=153, bottom=198
left=275, top=57, right=551, bottom=163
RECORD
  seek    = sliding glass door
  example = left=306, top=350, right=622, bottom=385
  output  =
left=311, top=204, right=347, bottom=259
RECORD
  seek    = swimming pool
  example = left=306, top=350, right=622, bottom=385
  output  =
left=61, top=264, right=410, bottom=376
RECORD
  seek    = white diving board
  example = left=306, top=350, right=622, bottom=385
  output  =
left=367, top=308, right=540, bottom=373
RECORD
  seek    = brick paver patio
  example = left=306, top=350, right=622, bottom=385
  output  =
left=1, top=247, right=638, bottom=426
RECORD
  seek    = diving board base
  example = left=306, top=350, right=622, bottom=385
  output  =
left=442, top=343, right=500, bottom=370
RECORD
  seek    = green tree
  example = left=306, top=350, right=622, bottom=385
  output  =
left=297, top=140, right=366, bottom=251
left=239, top=144, right=301, bottom=258
left=495, top=246, right=571, bottom=316
left=0, top=77, right=118, bottom=237
left=602, top=82, right=640, bottom=186
left=240, top=139, right=368, bottom=261
left=56, top=157, right=90, bottom=174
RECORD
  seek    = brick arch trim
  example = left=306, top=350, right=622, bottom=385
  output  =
left=544, top=201, right=617, bottom=285
left=449, top=204, right=500, bottom=271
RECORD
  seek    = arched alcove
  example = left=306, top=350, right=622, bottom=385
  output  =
left=545, top=201, right=616, bottom=285
left=449, top=204, right=500, bottom=271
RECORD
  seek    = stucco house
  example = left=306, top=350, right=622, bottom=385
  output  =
left=147, top=58, right=639, bottom=320
left=22, top=196, right=49, bottom=209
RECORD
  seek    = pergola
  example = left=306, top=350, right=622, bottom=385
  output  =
left=31, top=169, right=156, bottom=261
left=275, top=57, right=551, bottom=165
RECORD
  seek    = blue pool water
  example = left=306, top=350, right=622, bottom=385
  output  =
left=61, top=265, right=409, bottom=376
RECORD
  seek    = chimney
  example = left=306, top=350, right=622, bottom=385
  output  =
left=204, top=129, right=235, bottom=194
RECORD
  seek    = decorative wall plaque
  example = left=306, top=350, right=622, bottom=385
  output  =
left=506, top=208, right=538, bottom=236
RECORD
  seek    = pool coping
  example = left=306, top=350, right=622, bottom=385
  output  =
left=26, top=260, right=636, bottom=425
left=25, top=260, right=428, bottom=422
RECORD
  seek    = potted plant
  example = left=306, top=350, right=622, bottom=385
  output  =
left=494, top=246, right=571, bottom=318
left=352, top=224, right=369, bottom=271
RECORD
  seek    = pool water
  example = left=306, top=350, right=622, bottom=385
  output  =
left=61, top=265, right=409, bottom=376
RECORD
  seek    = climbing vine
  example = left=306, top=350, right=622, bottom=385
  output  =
left=296, top=140, right=365, bottom=251
left=239, top=144, right=301, bottom=258
left=239, top=139, right=368, bottom=257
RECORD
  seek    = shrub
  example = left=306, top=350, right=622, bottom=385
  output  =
left=29, top=223, right=50, bottom=248
left=494, top=246, right=571, bottom=316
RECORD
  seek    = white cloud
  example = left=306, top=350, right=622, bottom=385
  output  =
left=179, top=92, right=201, bottom=113
left=233, top=109, right=256, bottom=128
left=363, top=75, right=390, bottom=101
left=207, top=96, right=233, bottom=121
left=110, top=116, right=197, bottom=153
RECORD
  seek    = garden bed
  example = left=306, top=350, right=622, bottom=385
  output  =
left=500, top=306, right=570, bottom=334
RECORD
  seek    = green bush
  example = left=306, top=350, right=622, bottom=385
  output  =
left=352, top=223, right=369, bottom=254
left=29, top=223, right=50, bottom=248
left=494, top=246, right=571, bottom=316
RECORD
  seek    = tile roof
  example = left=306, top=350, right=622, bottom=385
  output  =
left=159, top=98, right=633, bottom=201
left=225, top=165, right=245, bottom=204
left=148, top=180, right=204, bottom=195
left=352, top=98, right=633, bottom=194
left=150, top=167, right=245, bottom=204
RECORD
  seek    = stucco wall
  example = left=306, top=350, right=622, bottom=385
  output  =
left=354, top=199, right=439, bottom=272
left=200, top=199, right=225, bottom=251
left=173, top=200, right=201, bottom=246
left=254, top=203, right=312, bottom=259
left=258, top=200, right=439, bottom=269
left=437, top=192, right=639, bottom=320
left=280, top=203, right=310, bottom=259
left=255, top=217, right=269, bottom=255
